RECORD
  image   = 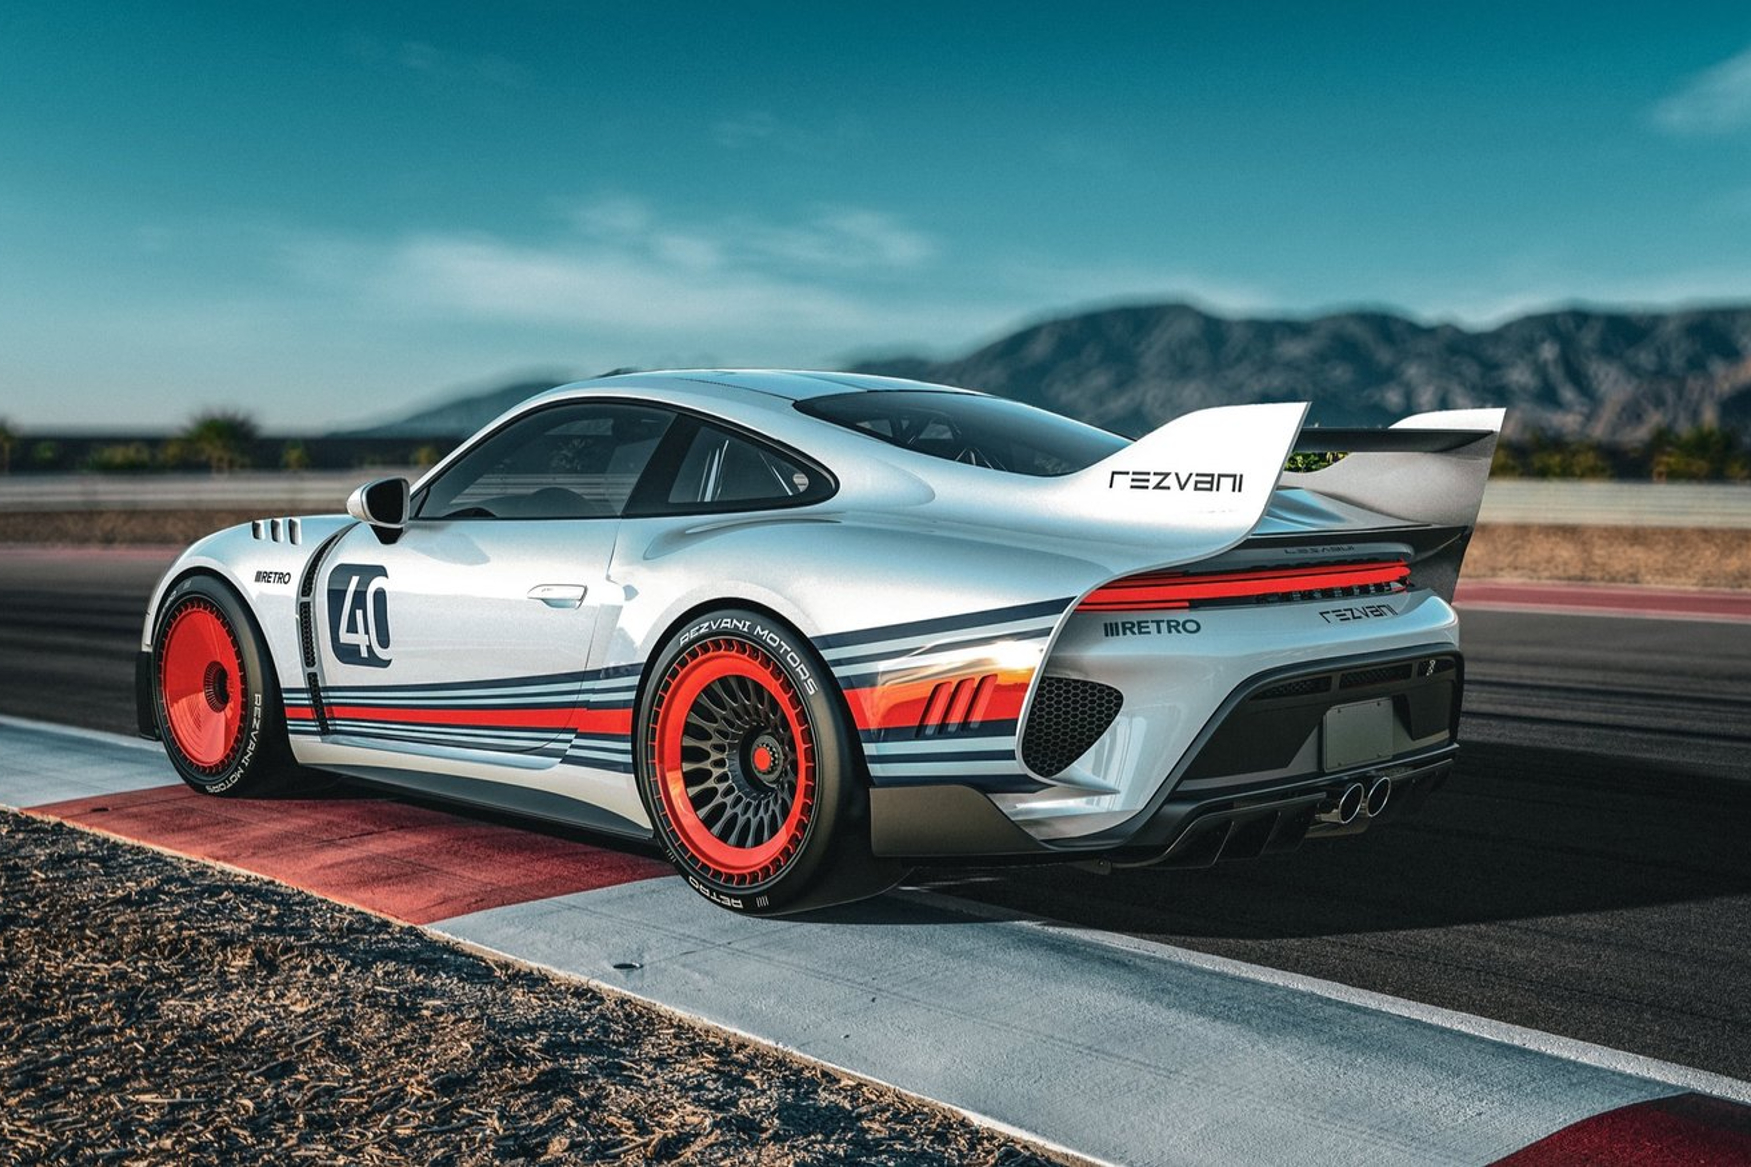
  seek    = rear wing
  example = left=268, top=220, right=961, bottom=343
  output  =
left=1282, top=408, right=1504, bottom=529
left=1280, top=408, right=1506, bottom=599
left=1021, top=403, right=1502, bottom=599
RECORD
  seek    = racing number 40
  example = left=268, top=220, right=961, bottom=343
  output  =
left=327, top=564, right=393, bottom=668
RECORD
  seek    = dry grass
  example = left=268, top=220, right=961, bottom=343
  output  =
left=0, top=812, right=1061, bottom=1166
left=1466, top=524, right=1751, bottom=589
left=0, top=510, right=265, bottom=545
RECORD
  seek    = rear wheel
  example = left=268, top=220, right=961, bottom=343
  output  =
left=152, top=574, right=294, bottom=796
left=637, top=609, right=904, bottom=914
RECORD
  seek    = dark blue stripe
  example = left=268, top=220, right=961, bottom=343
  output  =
left=826, top=626, right=1052, bottom=670
left=868, top=750, right=1016, bottom=765
left=859, top=720, right=1018, bottom=745
left=866, top=771, right=1047, bottom=794
left=813, top=598, right=1072, bottom=651
left=320, top=661, right=641, bottom=697
left=559, top=755, right=636, bottom=774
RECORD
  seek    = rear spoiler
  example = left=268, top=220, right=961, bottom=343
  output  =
left=1018, top=404, right=1502, bottom=598
left=1280, top=408, right=1506, bottom=600
left=1292, top=426, right=1497, bottom=454
left=1027, top=402, right=1309, bottom=565
left=1281, top=408, right=1504, bottom=529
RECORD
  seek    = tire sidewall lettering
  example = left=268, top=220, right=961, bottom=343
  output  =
left=154, top=577, right=275, bottom=793
left=678, top=615, right=818, bottom=696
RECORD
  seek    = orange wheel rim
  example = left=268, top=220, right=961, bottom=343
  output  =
left=159, top=599, right=247, bottom=773
left=649, top=637, right=816, bottom=886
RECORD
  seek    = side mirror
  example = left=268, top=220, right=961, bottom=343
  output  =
left=346, top=477, right=410, bottom=544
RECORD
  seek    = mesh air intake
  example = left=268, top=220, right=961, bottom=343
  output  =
left=1022, top=677, right=1124, bottom=778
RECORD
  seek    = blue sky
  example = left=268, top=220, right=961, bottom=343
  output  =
left=3, top=1, right=1750, bottom=430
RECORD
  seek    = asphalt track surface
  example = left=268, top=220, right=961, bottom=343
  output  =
left=3, top=549, right=1748, bottom=1082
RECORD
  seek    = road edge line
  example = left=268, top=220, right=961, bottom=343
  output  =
left=894, top=888, right=1751, bottom=1105
left=15, top=719, right=1749, bottom=1110
left=425, top=925, right=1112, bottom=1167
left=0, top=712, right=161, bottom=752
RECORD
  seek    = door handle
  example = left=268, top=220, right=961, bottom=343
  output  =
left=527, top=584, right=587, bottom=609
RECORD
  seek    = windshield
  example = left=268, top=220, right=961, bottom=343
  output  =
left=796, top=390, right=1125, bottom=477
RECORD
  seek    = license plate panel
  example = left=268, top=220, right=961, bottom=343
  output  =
left=1323, top=698, right=1394, bottom=771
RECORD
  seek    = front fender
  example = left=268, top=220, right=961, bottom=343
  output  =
left=140, top=515, right=355, bottom=703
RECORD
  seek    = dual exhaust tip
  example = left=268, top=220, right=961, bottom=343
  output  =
left=1316, top=777, right=1392, bottom=826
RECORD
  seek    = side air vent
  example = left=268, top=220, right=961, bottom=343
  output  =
left=298, top=600, right=317, bottom=669
left=915, top=674, right=996, bottom=737
left=1022, top=677, right=1124, bottom=778
left=249, top=517, right=302, bottom=543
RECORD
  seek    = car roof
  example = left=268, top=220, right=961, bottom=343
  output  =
left=585, top=368, right=984, bottom=402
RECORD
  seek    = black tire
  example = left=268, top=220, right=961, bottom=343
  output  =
left=150, top=574, right=297, bottom=796
left=635, top=608, right=906, bottom=915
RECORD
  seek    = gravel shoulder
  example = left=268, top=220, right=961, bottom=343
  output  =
left=0, top=812, right=1060, bottom=1166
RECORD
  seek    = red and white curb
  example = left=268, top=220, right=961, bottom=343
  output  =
left=1455, top=580, right=1751, bottom=624
left=4, top=712, right=1749, bottom=1167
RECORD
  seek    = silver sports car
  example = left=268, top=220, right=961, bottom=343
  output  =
left=138, top=370, right=1502, bottom=913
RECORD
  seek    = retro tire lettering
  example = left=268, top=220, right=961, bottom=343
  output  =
left=636, top=607, right=904, bottom=915
left=151, top=574, right=298, bottom=796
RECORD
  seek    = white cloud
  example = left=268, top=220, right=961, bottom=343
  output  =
left=343, top=33, right=528, bottom=89
left=713, top=111, right=781, bottom=149
left=1651, top=43, right=1751, bottom=134
left=270, top=196, right=1310, bottom=373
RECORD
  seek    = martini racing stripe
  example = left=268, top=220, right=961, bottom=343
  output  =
left=282, top=668, right=639, bottom=772
left=813, top=597, right=1070, bottom=655
left=817, top=600, right=1071, bottom=789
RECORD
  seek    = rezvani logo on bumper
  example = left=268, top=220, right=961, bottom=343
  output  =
left=1107, top=470, right=1244, bottom=493
left=1318, top=604, right=1398, bottom=624
left=327, top=564, right=393, bottom=667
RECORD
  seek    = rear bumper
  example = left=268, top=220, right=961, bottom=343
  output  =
left=1101, top=745, right=1456, bottom=867
left=869, top=643, right=1463, bottom=862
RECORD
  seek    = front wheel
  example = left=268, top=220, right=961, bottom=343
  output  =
left=636, top=609, right=904, bottom=915
left=151, top=574, right=295, bottom=796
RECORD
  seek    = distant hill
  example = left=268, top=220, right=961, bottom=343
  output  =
left=334, top=378, right=566, bottom=439
left=347, top=305, right=1751, bottom=442
left=856, top=303, right=1751, bottom=441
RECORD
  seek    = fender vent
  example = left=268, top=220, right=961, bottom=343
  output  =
left=298, top=600, right=317, bottom=669
left=915, top=674, right=996, bottom=737
left=1022, top=677, right=1123, bottom=778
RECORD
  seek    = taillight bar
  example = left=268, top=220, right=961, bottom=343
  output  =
left=1076, top=560, right=1410, bottom=612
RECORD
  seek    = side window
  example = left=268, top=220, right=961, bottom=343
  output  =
left=657, top=421, right=832, bottom=511
left=417, top=403, right=674, bottom=520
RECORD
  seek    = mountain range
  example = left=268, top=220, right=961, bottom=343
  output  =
left=346, top=304, right=1751, bottom=443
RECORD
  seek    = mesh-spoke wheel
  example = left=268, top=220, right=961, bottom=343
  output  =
left=638, top=609, right=905, bottom=915
left=650, top=637, right=817, bottom=885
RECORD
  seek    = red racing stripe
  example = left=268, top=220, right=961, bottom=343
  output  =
left=1493, top=1093, right=1751, bottom=1166
left=288, top=704, right=633, bottom=735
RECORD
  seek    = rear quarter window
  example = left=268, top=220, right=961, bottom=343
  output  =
left=796, top=390, right=1123, bottom=477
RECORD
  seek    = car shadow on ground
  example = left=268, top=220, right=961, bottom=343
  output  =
left=912, top=739, right=1751, bottom=940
